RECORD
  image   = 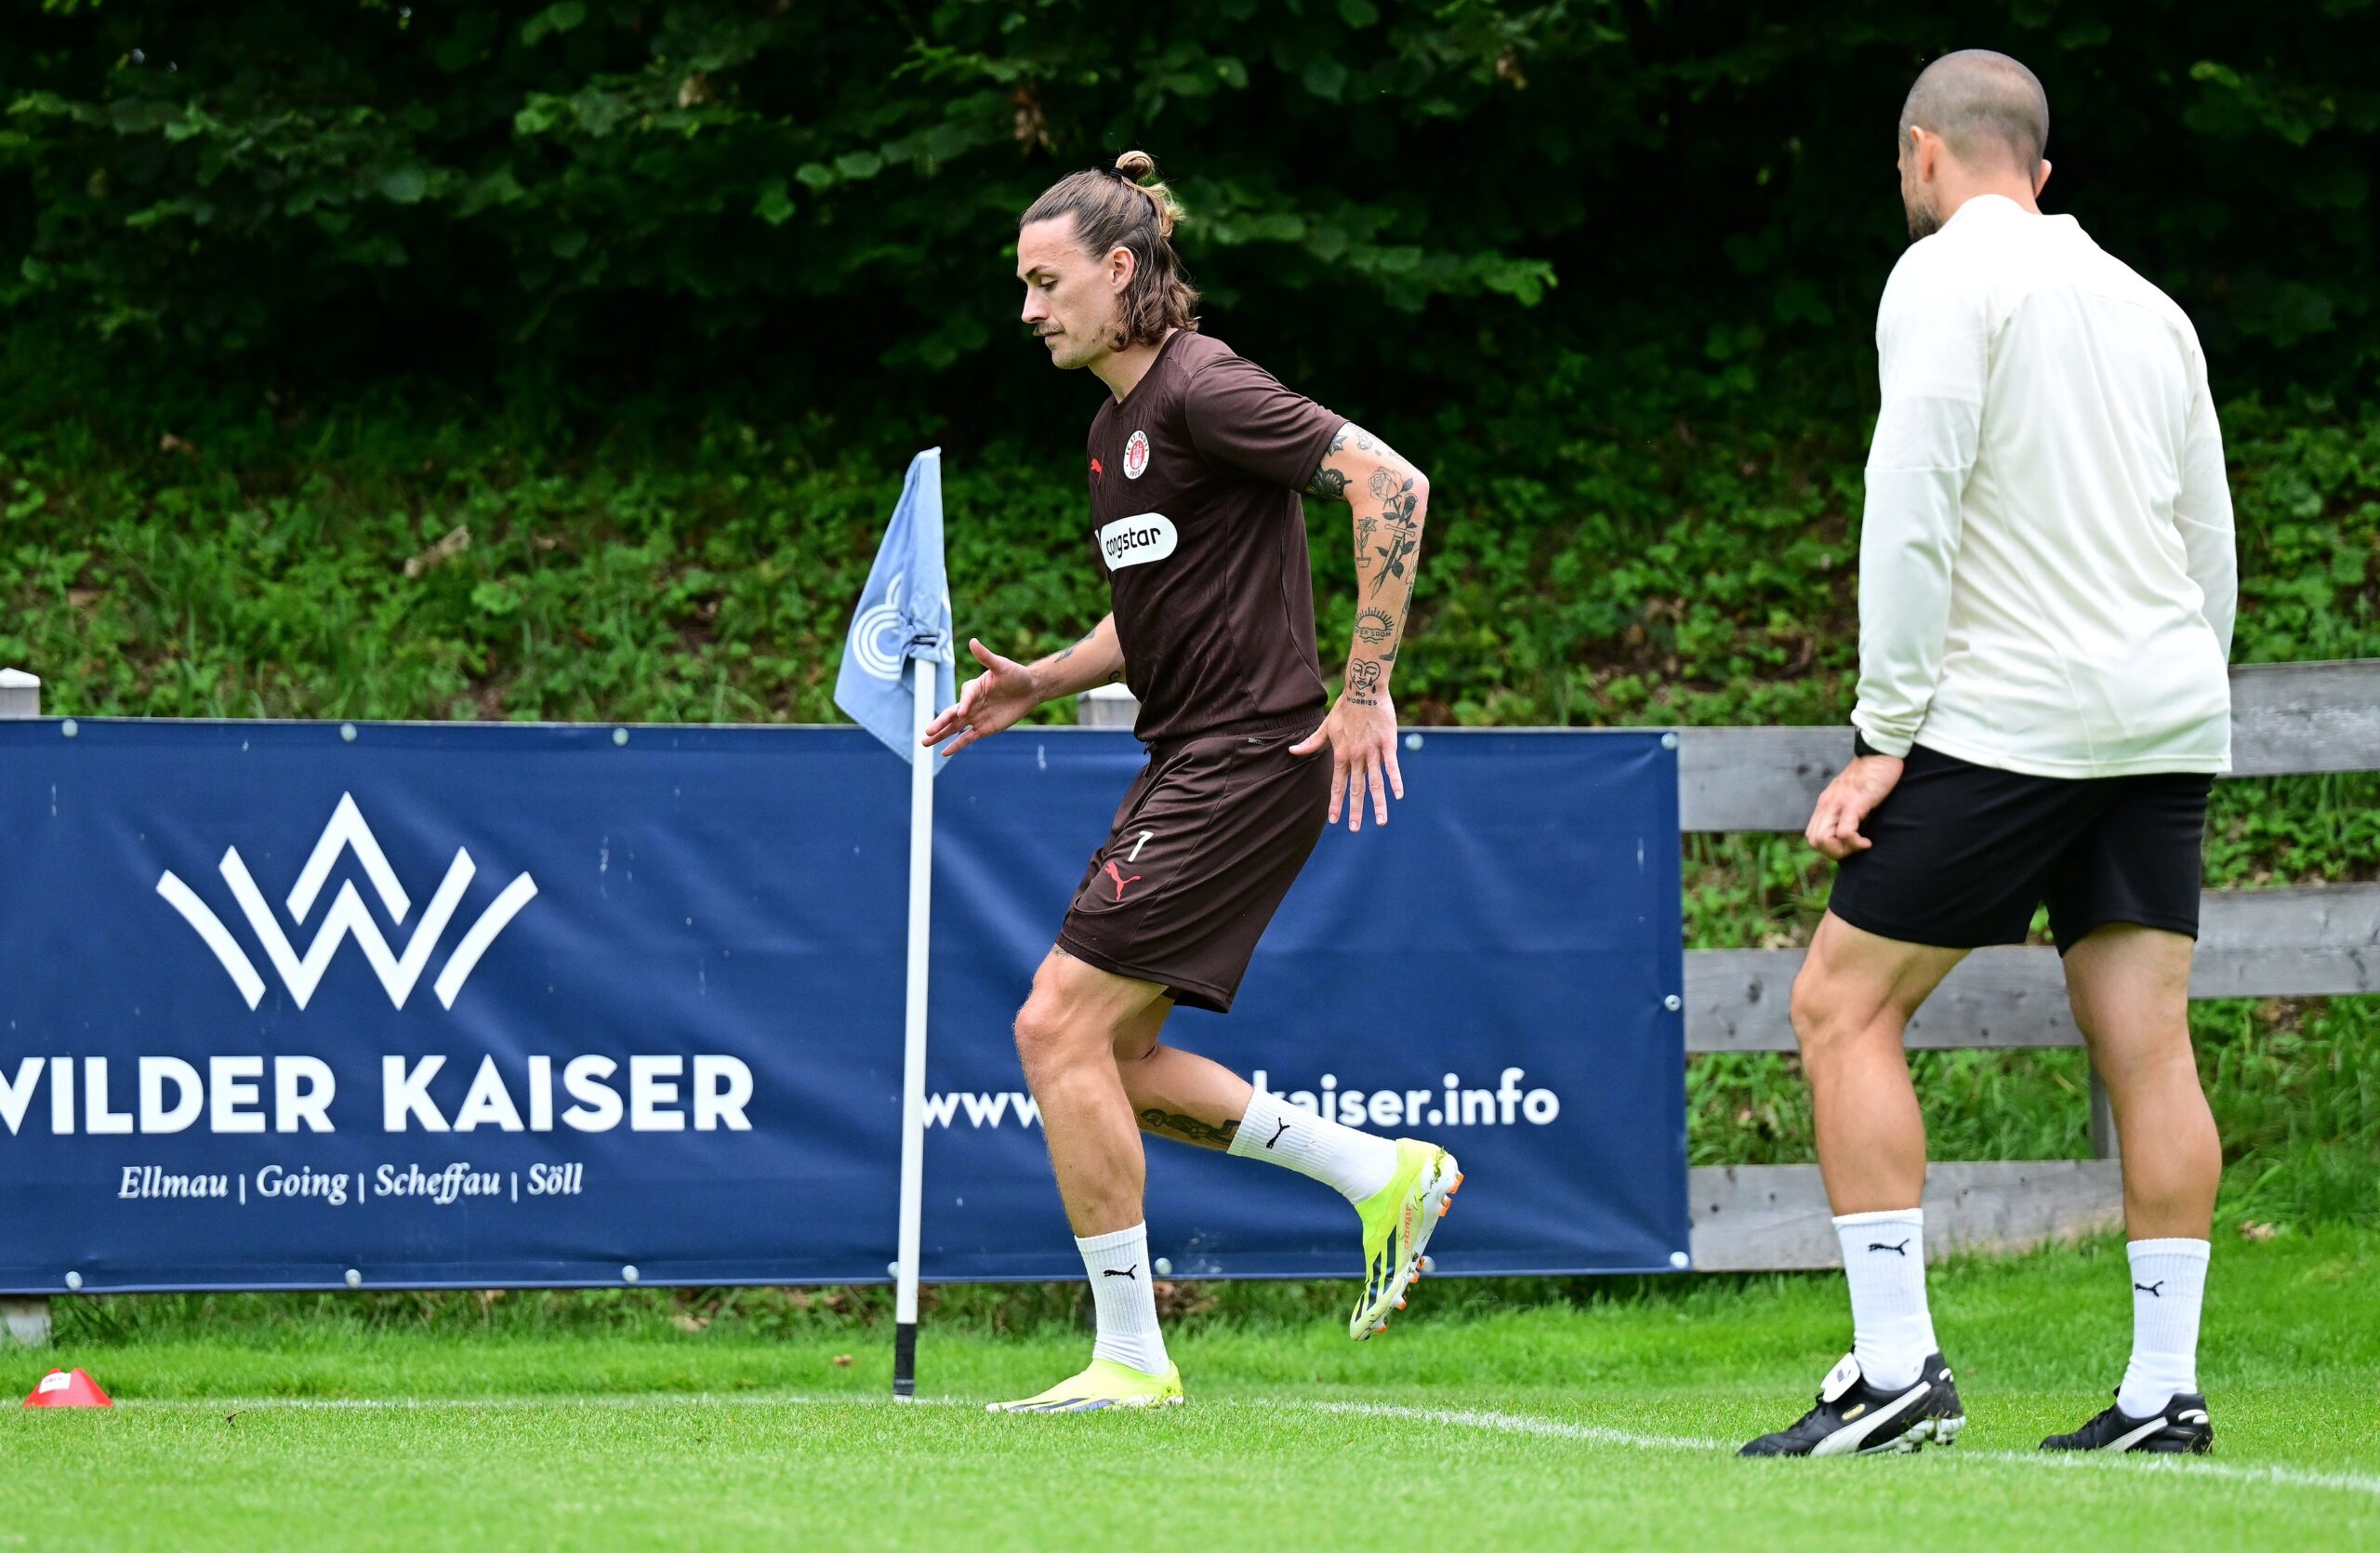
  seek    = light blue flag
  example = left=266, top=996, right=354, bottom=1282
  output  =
left=835, top=448, right=956, bottom=769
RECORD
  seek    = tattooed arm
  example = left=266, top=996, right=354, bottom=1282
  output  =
left=923, top=615, right=1124, bottom=756
left=1028, top=614, right=1127, bottom=700
left=1289, top=422, right=1430, bottom=830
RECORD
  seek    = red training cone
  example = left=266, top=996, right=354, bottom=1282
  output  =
left=23, top=1368, right=112, bottom=1408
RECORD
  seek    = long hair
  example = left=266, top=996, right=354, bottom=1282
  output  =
left=1020, top=151, right=1200, bottom=349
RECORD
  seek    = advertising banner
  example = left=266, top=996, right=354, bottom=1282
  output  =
left=0, top=720, right=1684, bottom=1291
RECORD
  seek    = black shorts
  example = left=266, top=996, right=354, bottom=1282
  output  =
left=1826, top=744, right=2214, bottom=952
left=1056, top=715, right=1329, bottom=1013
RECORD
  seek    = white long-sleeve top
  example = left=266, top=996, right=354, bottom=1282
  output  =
left=1853, top=194, right=2237, bottom=777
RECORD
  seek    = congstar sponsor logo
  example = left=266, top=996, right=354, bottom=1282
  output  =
left=1098, top=512, right=1177, bottom=570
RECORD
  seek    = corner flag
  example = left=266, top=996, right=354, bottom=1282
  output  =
left=835, top=447, right=955, bottom=767
left=834, top=448, right=955, bottom=1402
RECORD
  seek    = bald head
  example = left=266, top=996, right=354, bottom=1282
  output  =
left=1899, top=50, right=2049, bottom=178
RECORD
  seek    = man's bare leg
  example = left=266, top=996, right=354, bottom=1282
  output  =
left=1794, top=912, right=1968, bottom=1213
left=2063, top=923, right=2216, bottom=1419
left=990, top=949, right=1183, bottom=1403
left=1111, top=1005, right=1258, bottom=1149
left=1790, top=910, right=1967, bottom=1392
left=1104, top=991, right=1444, bottom=1346
left=1108, top=997, right=1405, bottom=1211
left=1012, top=949, right=1171, bottom=1236
left=996, top=949, right=1426, bottom=1404
left=2064, top=925, right=2218, bottom=1237
left=1017, top=949, right=1411, bottom=1214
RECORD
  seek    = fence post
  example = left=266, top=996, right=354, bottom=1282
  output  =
left=1077, top=683, right=1139, bottom=729
left=0, top=669, right=51, bottom=1347
left=2088, top=1074, right=2119, bottom=1161
left=0, top=667, right=39, bottom=720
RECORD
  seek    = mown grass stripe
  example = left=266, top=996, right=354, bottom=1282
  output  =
left=102, top=1392, right=2380, bottom=1500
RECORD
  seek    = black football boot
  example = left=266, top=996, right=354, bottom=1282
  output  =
left=1740, top=1351, right=1965, bottom=1458
left=2041, top=1390, right=2214, bottom=1454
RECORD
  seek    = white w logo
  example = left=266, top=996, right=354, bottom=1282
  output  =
left=155, top=793, right=538, bottom=1012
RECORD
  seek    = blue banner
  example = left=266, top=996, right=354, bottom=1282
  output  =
left=0, top=720, right=1684, bottom=1292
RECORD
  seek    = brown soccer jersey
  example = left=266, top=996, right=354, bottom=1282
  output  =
left=1085, top=330, right=1344, bottom=744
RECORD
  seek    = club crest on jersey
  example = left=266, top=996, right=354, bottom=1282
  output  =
left=1122, top=430, right=1151, bottom=480
left=1098, top=512, right=1177, bottom=570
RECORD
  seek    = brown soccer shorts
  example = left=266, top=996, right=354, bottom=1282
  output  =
left=1055, top=716, right=1329, bottom=1013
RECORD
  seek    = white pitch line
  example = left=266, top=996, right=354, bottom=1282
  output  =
left=1305, top=1400, right=2380, bottom=1500
left=116, top=1393, right=911, bottom=1414
left=1954, top=1445, right=2380, bottom=1501
left=1311, top=1400, right=1722, bottom=1453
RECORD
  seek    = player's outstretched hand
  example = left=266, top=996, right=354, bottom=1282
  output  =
left=1291, top=694, right=1405, bottom=833
left=921, top=639, right=1040, bottom=756
left=1805, top=752, right=1905, bottom=860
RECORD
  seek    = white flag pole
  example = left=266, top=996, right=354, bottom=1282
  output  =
left=892, top=657, right=936, bottom=1400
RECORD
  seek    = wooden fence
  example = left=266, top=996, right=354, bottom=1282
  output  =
left=1677, top=659, right=2380, bottom=1268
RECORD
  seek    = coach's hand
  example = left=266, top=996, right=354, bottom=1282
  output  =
left=1292, top=693, right=1404, bottom=833
left=1805, top=754, right=1905, bottom=859
left=922, top=639, right=1039, bottom=756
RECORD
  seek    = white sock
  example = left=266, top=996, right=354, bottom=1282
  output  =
left=1077, top=1224, right=1168, bottom=1376
left=1834, top=1209, right=1938, bottom=1391
left=2117, top=1237, right=2210, bottom=1416
left=1227, top=1086, right=1399, bottom=1203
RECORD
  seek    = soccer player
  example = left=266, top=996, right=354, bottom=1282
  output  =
left=922, top=152, right=1461, bottom=1413
left=1740, top=52, right=2236, bottom=1457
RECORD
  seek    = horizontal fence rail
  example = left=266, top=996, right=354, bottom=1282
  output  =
left=1686, top=883, right=2380, bottom=1054
left=1678, top=660, right=2380, bottom=832
left=1687, top=1161, right=2125, bottom=1272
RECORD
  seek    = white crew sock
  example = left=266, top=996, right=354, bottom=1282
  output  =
left=2117, top=1237, right=2210, bottom=1416
left=1834, top=1208, right=1938, bottom=1391
left=1227, top=1086, right=1400, bottom=1203
left=1077, top=1223, right=1168, bottom=1376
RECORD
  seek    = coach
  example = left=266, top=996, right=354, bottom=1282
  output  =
left=1741, top=50, right=2238, bottom=1459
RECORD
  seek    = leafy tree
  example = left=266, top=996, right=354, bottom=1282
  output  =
left=2, top=0, right=2373, bottom=440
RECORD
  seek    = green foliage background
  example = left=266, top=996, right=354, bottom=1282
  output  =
left=2, top=1, right=2376, bottom=1230
left=7, top=0, right=2378, bottom=423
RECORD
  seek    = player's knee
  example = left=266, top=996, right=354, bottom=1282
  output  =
left=1011, top=1002, right=1061, bottom=1070
left=1788, top=964, right=1869, bottom=1064
left=1012, top=994, right=1092, bottom=1075
left=2085, top=1019, right=2198, bottom=1091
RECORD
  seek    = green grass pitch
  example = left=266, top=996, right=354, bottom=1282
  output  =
left=5, top=1230, right=2373, bottom=1549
